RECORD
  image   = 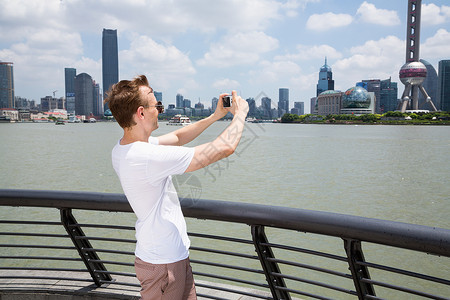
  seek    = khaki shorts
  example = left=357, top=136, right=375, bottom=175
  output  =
left=135, top=256, right=197, bottom=300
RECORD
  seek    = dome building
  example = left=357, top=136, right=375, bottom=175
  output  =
left=340, top=86, right=376, bottom=115
left=317, top=90, right=342, bottom=115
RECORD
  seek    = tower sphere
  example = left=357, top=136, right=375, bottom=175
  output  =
left=399, top=61, right=427, bottom=85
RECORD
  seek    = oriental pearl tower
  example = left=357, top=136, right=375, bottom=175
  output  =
left=399, top=0, right=437, bottom=112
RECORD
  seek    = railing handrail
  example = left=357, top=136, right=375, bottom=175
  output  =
left=1, top=189, right=449, bottom=257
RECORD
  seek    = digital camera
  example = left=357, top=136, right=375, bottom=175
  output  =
left=223, top=95, right=232, bottom=107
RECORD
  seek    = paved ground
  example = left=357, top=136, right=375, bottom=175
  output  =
left=0, top=270, right=273, bottom=299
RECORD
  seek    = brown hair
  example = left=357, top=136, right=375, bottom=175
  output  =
left=104, top=75, right=150, bottom=129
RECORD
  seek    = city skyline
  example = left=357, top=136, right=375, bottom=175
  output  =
left=0, top=0, right=449, bottom=113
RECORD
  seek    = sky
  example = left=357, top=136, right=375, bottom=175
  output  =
left=0, top=0, right=449, bottom=113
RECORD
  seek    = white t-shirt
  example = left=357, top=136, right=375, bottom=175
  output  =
left=112, top=136, right=195, bottom=264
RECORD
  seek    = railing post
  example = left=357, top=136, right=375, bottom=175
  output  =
left=344, top=238, right=376, bottom=299
left=60, top=208, right=112, bottom=286
left=252, top=225, right=291, bottom=300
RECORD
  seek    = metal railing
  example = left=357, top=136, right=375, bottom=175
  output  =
left=0, top=189, right=449, bottom=299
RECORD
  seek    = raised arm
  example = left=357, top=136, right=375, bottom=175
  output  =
left=185, top=92, right=249, bottom=173
left=157, top=95, right=229, bottom=146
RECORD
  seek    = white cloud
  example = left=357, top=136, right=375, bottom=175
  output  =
left=422, top=29, right=450, bottom=61
left=249, top=59, right=301, bottom=88
left=212, top=78, right=241, bottom=90
left=59, top=0, right=284, bottom=35
left=0, top=27, right=84, bottom=99
left=306, top=12, right=353, bottom=31
left=280, top=0, right=320, bottom=18
left=422, top=3, right=450, bottom=26
left=0, top=0, right=285, bottom=43
left=120, top=35, right=196, bottom=91
left=276, top=44, right=342, bottom=61
left=73, top=57, right=102, bottom=85
left=356, top=1, right=400, bottom=26
left=197, top=31, right=279, bottom=68
left=0, top=0, right=64, bottom=40
left=349, top=35, right=403, bottom=57
left=291, top=72, right=318, bottom=92
left=333, top=35, right=404, bottom=91
left=176, top=79, right=201, bottom=99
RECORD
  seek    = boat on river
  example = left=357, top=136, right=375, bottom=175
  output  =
left=167, top=114, right=191, bottom=126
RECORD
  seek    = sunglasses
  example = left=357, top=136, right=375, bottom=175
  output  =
left=144, top=101, right=164, bottom=114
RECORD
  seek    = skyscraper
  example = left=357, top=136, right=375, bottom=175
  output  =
left=380, top=78, right=398, bottom=113
left=75, top=73, right=94, bottom=116
left=316, top=58, right=334, bottom=96
left=278, top=88, right=289, bottom=116
left=40, top=96, right=59, bottom=112
left=212, top=97, right=219, bottom=112
left=65, top=68, right=76, bottom=114
left=246, top=98, right=256, bottom=116
left=438, top=60, right=450, bottom=111
left=0, top=62, right=14, bottom=108
left=292, top=102, right=304, bottom=115
left=261, top=97, right=272, bottom=119
left=358, top=80, right=381, bottom=113
left=93, top=81, right=102, bottom=116
left=176, top=94, right=184, bottom=108
left=102, top=29, right=119, bottom=112
left=419, top=59, right=438, bottom=110
left=154, top=91, right=162, bottom=102
left=357, top=78, right=400, bottom=113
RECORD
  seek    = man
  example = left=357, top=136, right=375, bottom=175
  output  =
left=105, top=75, right=249, bottom=299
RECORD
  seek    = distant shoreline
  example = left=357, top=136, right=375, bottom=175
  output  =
left=278, top=121, right=450, bottom=126
left=2, top=120, right=450, bottom=126
left=279, top=112, right=450, bottom=126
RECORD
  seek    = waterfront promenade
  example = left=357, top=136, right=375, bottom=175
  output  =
left=0, top=189, right=449, bottom=299
left=0, top=270, right=272, bottom=299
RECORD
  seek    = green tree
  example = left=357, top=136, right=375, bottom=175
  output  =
left=359, top=114, right=380, bottom=122
left=281, top=113, right=300, bottom=123
left=384, top=111, right=404, bottom=118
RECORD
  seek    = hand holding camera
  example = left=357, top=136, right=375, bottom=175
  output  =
left=222, top=91, right=249, bottom=117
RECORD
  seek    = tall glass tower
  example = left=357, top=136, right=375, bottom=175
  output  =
left=0, top=62, right=14, bottom=108
left=102, top=29, right=119, bottom=113
left=380, top=78, right=398, bottom=113
left=176, top=94, right=184, bottom=108
left=438, top=60, right=450, bottom=111
left=316, top=58, right=334, bottom=96
left=278, top=88, right=289, bottom=116
left=65, top=68, right=76, bottom=114
left=75, top=73, right=94, bottom=116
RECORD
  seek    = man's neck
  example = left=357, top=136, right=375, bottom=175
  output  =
left=120, top=127, right=151, bottom=145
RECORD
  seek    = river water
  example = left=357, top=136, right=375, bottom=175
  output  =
left=0, top=121, right=449, bottom=298
left=1, top=121, right=448, bottom=227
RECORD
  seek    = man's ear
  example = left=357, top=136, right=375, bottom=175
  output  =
left=137, top=106, right=145, bottom=119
